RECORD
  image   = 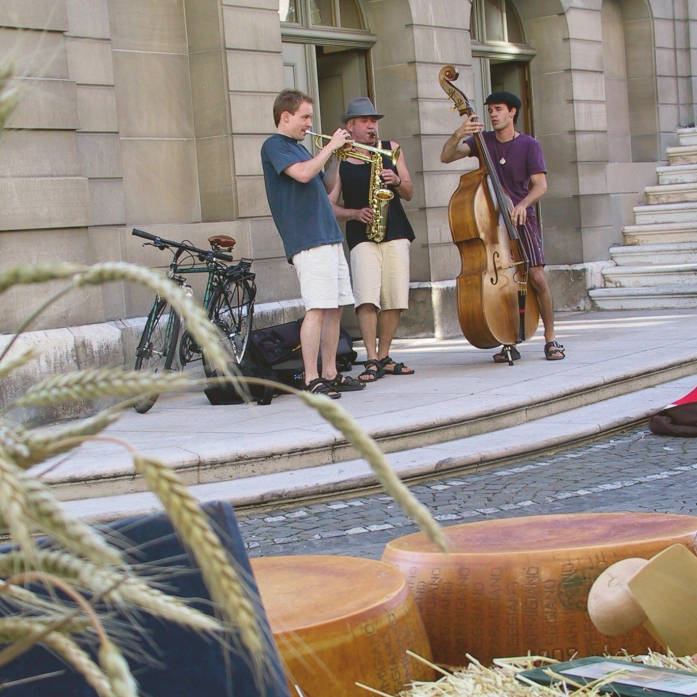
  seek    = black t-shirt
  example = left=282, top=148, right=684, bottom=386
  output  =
left=261, top=134, right=343, bottom=262
left=339, top=140, right=415, bottom=251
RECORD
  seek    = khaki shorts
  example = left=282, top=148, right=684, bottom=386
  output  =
left=292, top=243, right=355, bottom=310
left=350, top=238, right=411, bottom=310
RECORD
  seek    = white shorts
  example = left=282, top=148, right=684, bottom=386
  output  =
left=350, top=238, right=411, bottom=310
left=292, top=243, right=355, bottom=310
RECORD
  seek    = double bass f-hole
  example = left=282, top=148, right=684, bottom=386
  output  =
left=491, top=252, right=500, bottom=285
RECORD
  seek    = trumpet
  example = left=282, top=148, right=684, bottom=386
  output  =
left=306, top=130, right=400, bottom=166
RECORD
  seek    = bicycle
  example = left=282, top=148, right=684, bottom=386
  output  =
left=131, top=228, right=256, bottom=413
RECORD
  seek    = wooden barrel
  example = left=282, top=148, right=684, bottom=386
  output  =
left=381, top=513, right=697, bottom=666
left=251, top=555, right=435, bottom=697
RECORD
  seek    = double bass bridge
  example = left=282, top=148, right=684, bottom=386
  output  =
left=490, top=253, right=527, bottom=285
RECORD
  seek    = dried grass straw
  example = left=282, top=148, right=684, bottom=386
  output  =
left=299, top=392, right=449, bottom=552
left=397, top=652, right=697, bottom=697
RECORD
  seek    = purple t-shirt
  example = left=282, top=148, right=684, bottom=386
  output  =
left=464, top=131, right=546, bottom=229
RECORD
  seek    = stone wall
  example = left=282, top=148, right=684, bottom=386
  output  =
left=1, top=0, right=696, bottom=397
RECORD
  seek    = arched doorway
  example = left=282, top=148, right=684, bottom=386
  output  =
left=279, top=0, right=376, bottom=140
left=470, top=0, right=536, bottom=134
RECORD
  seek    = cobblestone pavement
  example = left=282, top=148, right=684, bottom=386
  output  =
left=237, top=428, right=697, bottom=560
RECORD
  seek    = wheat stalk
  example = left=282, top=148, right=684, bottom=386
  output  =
left=12, top=614, right=93, bottom=636
left=99, top=640, right=138, bottom=697
left=0, top=618, right=115, bottom=697
left=20, top=476, right=122, bottom=566
left=0, top=457, right=37, bottom=562
left=0, top=344, right=41, bottom=380
left=18, top=409, right=121, bottom=468
left=0, top=550, right=222, bottom=633
left=0, top=422, right=30, bottom=462
left=0, top=263, right=86, bottom=295
left=132, top=454, right=265, bottom=663
left=12, top=367, right=196, bottom=408
left=298, top=392, right=449, bottom=552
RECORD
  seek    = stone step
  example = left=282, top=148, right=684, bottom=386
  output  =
left=657, top=164, right=697, bottom=185
left=623, top=222, right=697, bottom=245
left=62, top=373, right=697, bottom=522
left=601, top=263, right=697, bottom=287
left=667, top=145, right=697, bottom=166
left=35, top=327, right=697, bottom=504
left=590, top=285, right=697, bottom=310
left=678, top=127, right=697, bottom=146
left=634, top=201, right=697, bottom=225
left=609, top=242, right=697, bottom=266
left=645, top=182, right=697, bottom=205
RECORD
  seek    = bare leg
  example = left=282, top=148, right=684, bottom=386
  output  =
left=319, top=307, right=343, bottom=382
left=300, top=308, right=326, bottom=384
left=376, top=309, right=402, bottom=361
left=377, top=309, right=414, bottom=374
left=356, top=303, right=379, bottom=361
left=529, top=266, right=556, bottom=344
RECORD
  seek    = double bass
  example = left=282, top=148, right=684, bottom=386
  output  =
left=438, top=66, right=539, bottom=365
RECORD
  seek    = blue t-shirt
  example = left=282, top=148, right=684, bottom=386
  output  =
left=261, top=134, right=343, bottom=262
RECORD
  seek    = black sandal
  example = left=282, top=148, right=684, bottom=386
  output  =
left=304, top=377, right=341, bottom=399
left=380, top=356, right=414, bottom=375
left=329, top=373, right=365, bottom=392
left=359, top=359, right=385, bottom=382
left=544, top=341, right=565, bottom=360
left=493, top=345, right=521, bottom=364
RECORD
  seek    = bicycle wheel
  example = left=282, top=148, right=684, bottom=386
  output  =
left=204, top=278, right=255, bottom=377
left=133, top=298, right=181, bottom=413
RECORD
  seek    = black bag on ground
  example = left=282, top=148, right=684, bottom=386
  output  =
left=649, top=386, right=697, bottom=437
left=204, top=363, right=278, bottom=406
left=248, top=320, right=358, bottom=388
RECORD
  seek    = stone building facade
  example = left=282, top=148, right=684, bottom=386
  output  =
left=0, top=0, right=694, bottom=376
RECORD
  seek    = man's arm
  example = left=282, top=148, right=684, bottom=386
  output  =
left=328, top=173, right=373, bottom=223
left=322, top=153, right=340, bottom=193
left=510, top=172, right=547, bottom=227
left=285, top=128, right=351, bottom=183
left=440, top=114, right=483, bottom=163
left=380, top=142, right=414, bottom=202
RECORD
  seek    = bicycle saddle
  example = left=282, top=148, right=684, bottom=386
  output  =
left=208, top=235, right=236, bottom=249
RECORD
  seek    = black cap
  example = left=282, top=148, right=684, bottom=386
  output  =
left=484, top=91, right=522, bottom=112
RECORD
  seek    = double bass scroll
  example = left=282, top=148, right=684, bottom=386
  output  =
left=438, top=65, right=539, bottom=356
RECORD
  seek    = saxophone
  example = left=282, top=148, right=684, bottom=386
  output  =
left=307, top=131, right=401, bottom=243
left=366, top=149, right=394, bottom=243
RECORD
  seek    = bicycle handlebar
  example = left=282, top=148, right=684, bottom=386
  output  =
left=132, top=228, right=233, bottom=262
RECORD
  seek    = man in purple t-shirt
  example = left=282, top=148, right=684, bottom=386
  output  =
left=440, top=91, right=565, bottom=362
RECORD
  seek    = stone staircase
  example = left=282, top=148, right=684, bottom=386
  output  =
left=590, top=127, right=697, bottom=310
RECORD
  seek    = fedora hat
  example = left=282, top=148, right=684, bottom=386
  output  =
left=340, top=97, right=384, bottom=124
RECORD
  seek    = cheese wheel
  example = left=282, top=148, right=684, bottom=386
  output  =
left=381, top=513, right=697, bottom=666
left=251, top=555, right=435, bottom=697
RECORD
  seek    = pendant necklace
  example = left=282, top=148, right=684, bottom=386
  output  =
left=497, top=132, right=518, bottom=165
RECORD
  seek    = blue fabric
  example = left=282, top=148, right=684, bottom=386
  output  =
left=261, top=133, right=343, bottom=262
left=0, top=502, right=290, bottom=697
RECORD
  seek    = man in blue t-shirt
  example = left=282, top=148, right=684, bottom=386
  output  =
left=440, top=91, right=565, bottom=363
left=261, top=89, right=365, bottom=398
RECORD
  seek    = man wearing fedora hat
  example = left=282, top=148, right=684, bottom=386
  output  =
left=328, top=97, right=416, bottom=382
left=440, top=90, right=565, bottom=363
